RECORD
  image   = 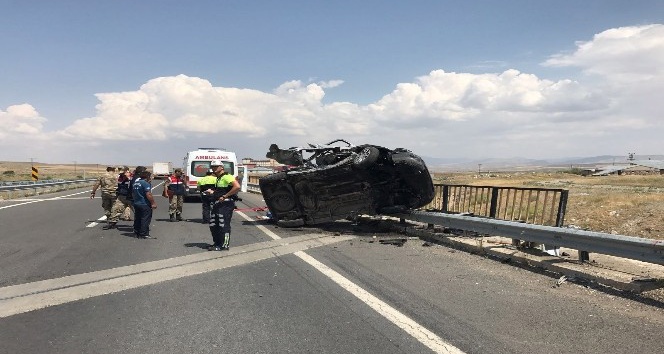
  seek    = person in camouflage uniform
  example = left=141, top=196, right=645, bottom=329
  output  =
left=108, top=166, right=133, bottom=229
left=90, top=166, right=118, bottom=229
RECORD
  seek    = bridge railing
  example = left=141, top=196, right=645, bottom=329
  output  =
left=423, top=184, right=569, bottom=227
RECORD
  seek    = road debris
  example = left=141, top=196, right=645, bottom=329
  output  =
left=379, top=238, right=407, bottom=247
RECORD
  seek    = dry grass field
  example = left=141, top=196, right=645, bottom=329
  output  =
left=2, top=161, right=663, bottom=241
left=0, top=161, right=108, bottom=181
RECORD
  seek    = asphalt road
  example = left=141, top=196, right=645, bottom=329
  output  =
left=1, top=185, right=663, bottom=353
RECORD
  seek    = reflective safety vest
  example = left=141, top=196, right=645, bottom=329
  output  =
left=167, top=175, right=186, bottom=195
left=214, top=173, right=236, bottom=195
left=197, top=175, right=217, bottom=192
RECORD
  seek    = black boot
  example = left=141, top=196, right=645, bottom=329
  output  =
left=169, top=214, right=176, bottom=222
left=176, top=214, right=183, bottom=221
left=103, top=222, right=117, bottom=230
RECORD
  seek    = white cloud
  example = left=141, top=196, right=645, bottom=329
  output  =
left=2, top=24, right=663, bottom=164
left=0, top=104, right=46, bottom=138
left=543, top=24, right=664, bottom=82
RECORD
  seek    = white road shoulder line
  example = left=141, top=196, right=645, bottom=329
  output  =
left=0, top=234, right=350, bottom=318
left=236, top=211, right=465, bottom=354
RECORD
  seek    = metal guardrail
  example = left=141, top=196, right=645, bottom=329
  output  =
left=0, top=179, right=97, bottom=200
left=0, top=179, right=96, bottom=191
left=247, top=182, right=261, bottom=193
left=395, top=210, right=664, bottom=266
left=246, top=173, right=663, bottom=266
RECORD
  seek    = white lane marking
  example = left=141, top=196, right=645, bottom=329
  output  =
left=0, top=191, right=90, bottom=210
left=86, top=215, right=107, bottom=228
left=235, top=211, right=465, bottom=354
left=0, top=234, right=351, bottom=318
left=236, top=210, right=283, bottom=240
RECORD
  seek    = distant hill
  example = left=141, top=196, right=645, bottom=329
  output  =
left=422, top=155, right=664, bottom=172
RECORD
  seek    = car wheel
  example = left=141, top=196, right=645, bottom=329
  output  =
left=268, top=191, right=297, bottom=213
left=353, top=146, right=379, bottom=169
left=392, top=154, right=435, bottom=208
left=277, top=218, right=305, bottom=227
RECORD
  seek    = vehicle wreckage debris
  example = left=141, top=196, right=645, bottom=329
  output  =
left=378, top=238, right=408, bottom=246
left=259, top=139, right=435, bottom=228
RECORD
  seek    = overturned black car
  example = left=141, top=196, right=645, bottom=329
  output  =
left=259, top=139, right=435, bottom=227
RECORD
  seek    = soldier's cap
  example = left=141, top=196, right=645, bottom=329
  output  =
left=106, top=166, right=116, bottom=171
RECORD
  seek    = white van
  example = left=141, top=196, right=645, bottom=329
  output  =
left=182, top=148, right=247, bottom=199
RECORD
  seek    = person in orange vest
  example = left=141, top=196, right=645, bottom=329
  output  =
left=163, top=168, right=185, bottom=222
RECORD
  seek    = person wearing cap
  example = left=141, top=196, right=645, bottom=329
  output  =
left=163, top=168, right=186, bottom=222
left=132, top=169, right=157, bottom=238
left=107, top=165, right=133, bottom=229
left=203, top=160, right=240, bottom=251
left=90, top=166, right=118, bottom=229
left=197, top=169, right=217, bottom=224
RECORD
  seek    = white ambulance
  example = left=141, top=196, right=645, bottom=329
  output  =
left=182, top=148, right=247, bottom=199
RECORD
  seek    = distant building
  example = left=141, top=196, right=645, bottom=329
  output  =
left=241, top=157, right=286, bottom=173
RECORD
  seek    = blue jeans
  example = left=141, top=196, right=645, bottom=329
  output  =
left=133, top=203, right=152, bottom=236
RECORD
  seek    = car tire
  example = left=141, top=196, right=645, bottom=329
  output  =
left=392, top=154, right=435, bottom=208
left=266, top=190, right=297, bottom=213
left=353, top=146, right=379, bottom=169
left=260, top=172, right=298, bottom=213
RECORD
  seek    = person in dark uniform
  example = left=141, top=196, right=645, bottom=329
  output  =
left=132, top=170, right=157, bottom=239
left=203, top=160, right=240, bottom=251
left=127, top=166, right=147, bottom=206
left=197, top=169, right=217, bottom=224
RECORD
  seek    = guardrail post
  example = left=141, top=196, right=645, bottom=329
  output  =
left=556, top=190, right=569, bottom=227
left=579, top=250, right=590, bottom=262
left=489, top=188, right=499, bottom=218
left=441, top=185, right=449, bottom=212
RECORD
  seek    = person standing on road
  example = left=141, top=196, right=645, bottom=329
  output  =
left=119, top=166, right=133, bottom=221
left=107, top=166, right=133, bottom=228
left=163, top=168, right=185, bottom=222
left=203, top=161, right=240, bottom=251
left=132, top=170, right=157, bottom=239
left=90, top=166, right=118, bottom=229
left=127, top=165, right=146, bottom=205
left=197, top=169, right=217, bottom=224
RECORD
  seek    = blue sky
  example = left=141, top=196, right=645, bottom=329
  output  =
left=1, top=0, right=663, bottom=167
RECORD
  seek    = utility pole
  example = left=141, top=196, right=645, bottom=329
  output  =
left=478, top=164, right=482, bottom=174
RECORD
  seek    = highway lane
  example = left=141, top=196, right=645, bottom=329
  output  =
left=1, top=186, right=664, bottom=353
